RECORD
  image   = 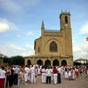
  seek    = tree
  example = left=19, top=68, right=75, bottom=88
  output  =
left=3, top=56, right=9, bottom=63
left=73, top=61, right=81, bottom=66
left=9, top=56, right=24, bottom=66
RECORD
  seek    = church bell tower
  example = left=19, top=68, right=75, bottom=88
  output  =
left=60, top=12, right=71, bottom=30
left=60, top=12, right=73, bottom=58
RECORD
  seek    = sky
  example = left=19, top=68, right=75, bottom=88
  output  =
left=0, top=0, right=88, bottom=60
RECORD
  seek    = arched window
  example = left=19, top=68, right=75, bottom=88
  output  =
left=65, top=16, right=68, bottom=24
left=49, top=41, right=57, bottom=52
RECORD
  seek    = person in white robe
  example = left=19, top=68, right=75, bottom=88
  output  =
left=30, top=65, right=36, bottom=83
left=41, top=66, right=46, bottom=83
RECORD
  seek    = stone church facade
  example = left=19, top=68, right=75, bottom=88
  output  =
left=25, top=12, right=73, bottom=66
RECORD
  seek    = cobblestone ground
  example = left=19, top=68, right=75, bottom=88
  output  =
left=14, top=74, right=88, bottom=88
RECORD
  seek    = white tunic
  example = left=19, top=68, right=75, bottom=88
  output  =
left=0, top=68, right=6, bottom=78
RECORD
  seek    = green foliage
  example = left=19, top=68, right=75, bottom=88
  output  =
left=73, top=61, right=81, bottom=66
left=8, top=56, right=24, bottom=66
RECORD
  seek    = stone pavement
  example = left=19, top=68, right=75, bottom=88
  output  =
left=14, top=74, right=88, bottom=88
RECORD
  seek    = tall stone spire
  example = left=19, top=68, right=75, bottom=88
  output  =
left=41, top=21, right=45, bottom=29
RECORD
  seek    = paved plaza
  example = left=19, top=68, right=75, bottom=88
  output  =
left=14, top=74, right=88, bottom=88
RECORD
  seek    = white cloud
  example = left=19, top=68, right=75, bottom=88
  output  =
left=16, top=32, right=34, bottom=39
left=0, top=43, right=34, bottom=57
left=0, top=18, right=17, bottom=32
left=73, top=41, right=81, bottom=52
left=25, top=44, right=34, bottom=50
left=27, top=32, right=34, bottom=36
left=19, top=44, right=34, bottom=56
left=0, top=22, right=9, bottom=32
left=73, top=40, right=88, bottom=60
left=0, top=43, right=25, bottom=57
left=21, top=50, right=35, bottom=57
left=9, top=44, right=25, bottom=51
left=79, top=22, right=88, bottom=34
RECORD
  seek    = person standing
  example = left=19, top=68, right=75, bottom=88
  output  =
left=53, top=66, right=58, bottom=84
left=75, top=67, right=79, bottom=78
left=64, top=67, right=69, bottom=79
left=0, top=66, right=6, bottom=88
left=17, top=68, right=24, bottom=88
left=13, top=66, right=19, bottom=85
left=41, top=66, right=46, bottom=83
left=57, top=66, right=61, bottom=83
left=85, top=65, right=88, bottom=78
left=68, top=68, right=72, bottom=80
left=72, top=67, right=76, bottom=80
left=30, top=65, right=36, bottom=83
left=9, top=66, right=14, bottom=88
left=24, top=65, right=29, bottom=85
left=46, top=67, right=52, bottom=84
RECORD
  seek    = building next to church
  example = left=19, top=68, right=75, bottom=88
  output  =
left=25, top=12, right=73, bottom=66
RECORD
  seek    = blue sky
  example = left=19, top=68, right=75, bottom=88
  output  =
left=0, top=0, right=88, bottom=60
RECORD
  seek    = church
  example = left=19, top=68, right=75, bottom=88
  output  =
left=25, top=12, right=73, bottom=66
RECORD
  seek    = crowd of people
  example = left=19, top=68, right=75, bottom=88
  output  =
left=0, top=64, right=88, bottom=88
